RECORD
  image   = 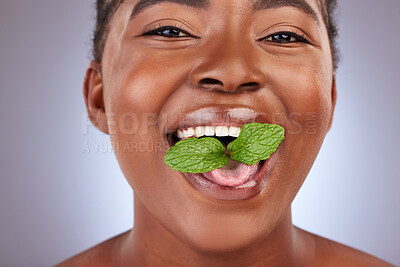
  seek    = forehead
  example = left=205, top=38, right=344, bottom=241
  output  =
left=122, top=0, right=324, bottom=23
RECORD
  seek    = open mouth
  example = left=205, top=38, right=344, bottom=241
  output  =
left=162, top=107, right=278, bottom=200
left=166, top=125, right=266, bottom=188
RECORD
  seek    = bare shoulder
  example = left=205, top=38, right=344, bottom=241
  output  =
left=54, top=230, right=129, bottom=267
left=295, top=227, right=394, bottom=267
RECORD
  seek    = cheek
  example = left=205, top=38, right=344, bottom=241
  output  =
left=102, top=50, right=203, bottom=143
left=101, top=47, right=193, bottom=152
left=105, top=55, right=178, bottom=114
left=270, top=54, right=333, bottom=134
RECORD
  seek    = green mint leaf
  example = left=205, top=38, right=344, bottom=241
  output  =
left=227, top=123, right=285, bottom=165
left=164, top=137, right=229, bottom=173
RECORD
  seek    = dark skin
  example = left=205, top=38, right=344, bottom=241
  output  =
left=57, top=0, right=393, bottom=266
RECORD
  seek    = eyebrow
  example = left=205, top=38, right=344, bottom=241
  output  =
left=130, top=0, right=210, bottom=19
left=252, top=0, right=319, bottom=24
left=129, top=0, right=319, bottom=24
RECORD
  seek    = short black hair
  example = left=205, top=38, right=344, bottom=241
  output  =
left=92, top=0, right=339, bottom=70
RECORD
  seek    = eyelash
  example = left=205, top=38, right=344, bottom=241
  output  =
left=258, top=31, right=310, bottom=44
left=142, top=25, right=310, bottom=44
left=142, top=24, right=195, bottom=38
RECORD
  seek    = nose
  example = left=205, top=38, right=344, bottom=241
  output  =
left=189, top=40, right=266, bottom=93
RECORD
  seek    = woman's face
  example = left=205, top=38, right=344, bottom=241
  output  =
left=92, top=0, right=335, bottom=253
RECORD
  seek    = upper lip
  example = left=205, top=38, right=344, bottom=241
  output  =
left=163, top=106, right=272, bottom=135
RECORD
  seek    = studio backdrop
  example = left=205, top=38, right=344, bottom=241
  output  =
left=0, top=0, right=399, bottom=266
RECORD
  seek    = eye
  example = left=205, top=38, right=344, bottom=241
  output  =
left=259, top=31, right=310, bottom=44
left=142, top=26, right=193, bottom=38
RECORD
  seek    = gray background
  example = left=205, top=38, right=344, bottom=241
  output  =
left=0, top=0, right=399, bottom=266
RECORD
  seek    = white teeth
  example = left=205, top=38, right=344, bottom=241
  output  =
left=204, top=126, right=215, bottom=136
left=177, top=125, right=242, bottom=139
left=195, top=126, right=205, bottom=138
left=215, top=126, right=229, bottom=136
left=228, top=126, right=241, bottom=137
left=187, top=127, right=195, bottom=138
left=177, top=129, right=183, bottom=139
left=181, top=129, right=188, bottom=138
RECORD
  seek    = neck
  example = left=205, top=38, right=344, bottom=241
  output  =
left=120, top=196, right=303, bottom=267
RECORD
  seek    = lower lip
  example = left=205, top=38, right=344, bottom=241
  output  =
left=181, top=153, right=277, bottom=201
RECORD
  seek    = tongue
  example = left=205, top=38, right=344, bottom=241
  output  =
left=202, top=158, right=259, bottom=187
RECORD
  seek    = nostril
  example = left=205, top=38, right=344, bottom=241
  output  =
left=241, top=82, right=259, bottom=87
left=199, top=78, right=223, bottom=87
left=196, top=78, right=261, bottom=92
left=238, top=82, right=260, bottom=91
